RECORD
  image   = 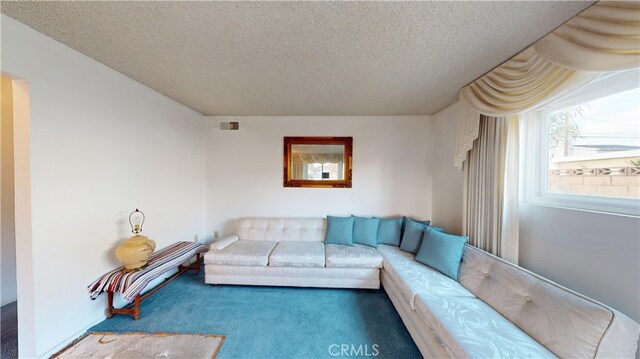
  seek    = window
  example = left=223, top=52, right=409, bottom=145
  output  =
left=304, top=162, right=340, bottom=180
left=522, top=70, right=640, bottom=216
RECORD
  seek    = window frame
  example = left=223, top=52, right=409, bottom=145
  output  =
left=521, top=70, right=640, bottom=217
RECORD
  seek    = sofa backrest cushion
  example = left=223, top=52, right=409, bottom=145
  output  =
left=458, top=245, right=614, bottom=359
left=236, top=218, right=326, bottom=242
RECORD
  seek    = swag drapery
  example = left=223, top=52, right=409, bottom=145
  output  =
left=455, top=1, right=640, bottom=169
left=455, top=1, right=639, bottom=263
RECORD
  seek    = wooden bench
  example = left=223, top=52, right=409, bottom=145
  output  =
left=88, top=241, right=207, bottom=320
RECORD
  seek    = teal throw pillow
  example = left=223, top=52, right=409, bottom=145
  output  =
left=325, top=216, right=354, bottom=246
left=415, top=228, right=468, bottom=281
left=400, top=217, right=431, bottom=238
left=399, top=219, right=428, bottom=254
left=352, top=216, right=380, bottom=247
left=376, top=217, right=403, bottom=246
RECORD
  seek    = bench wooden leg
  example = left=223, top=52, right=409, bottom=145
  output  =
left=107, top=292, right=140, bottom=320
left=133, top=295, right=140, bottom=320
left=107, top=291, right=114, bottom=318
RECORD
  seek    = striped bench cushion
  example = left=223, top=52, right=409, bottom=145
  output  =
left=88, top=241, right=206, bottom=302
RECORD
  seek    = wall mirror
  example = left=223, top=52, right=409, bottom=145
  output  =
left=284, top=137, right=352, bottom=188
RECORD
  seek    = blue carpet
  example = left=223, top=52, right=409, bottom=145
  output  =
left=90, top=270, right=421, bottom=358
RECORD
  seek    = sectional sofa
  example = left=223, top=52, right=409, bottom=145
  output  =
left=204, top=217, right=639, bottom=358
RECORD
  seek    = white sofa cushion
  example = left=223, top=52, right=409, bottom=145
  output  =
left=325, top=244, right=383, bottom=269
left=459, top=245, right=616, bottom=359
left=236, top=218, right=326, bottom=242
left=377, top=245, right=474, bottom=309
left=269, top=241, right=325, bottom=267
left=414, top=293, right=556, bottom=358
left=204, top=240, right=276, bottom=266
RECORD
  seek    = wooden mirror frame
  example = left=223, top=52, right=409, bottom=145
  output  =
left=284, top=136, right=352, bottom=188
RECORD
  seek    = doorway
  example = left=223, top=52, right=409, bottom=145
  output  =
left=1, top=74, right=34, bottom=359
left=1, top=75, right=18, bottom=359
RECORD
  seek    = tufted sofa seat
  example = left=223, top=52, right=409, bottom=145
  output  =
left=205, top=218, right=639, bottom=358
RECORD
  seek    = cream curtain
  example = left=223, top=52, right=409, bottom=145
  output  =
left=459, top=48, right=601, bottom=117
left=454, top=99, right=482, bottom=170
left=453, top=50, right=599, bottom=168
left=463, top=115, right=519, bottom=263
left=534, top=1, right=640, bottom=72
left=454, top=1, right=640, bottom=169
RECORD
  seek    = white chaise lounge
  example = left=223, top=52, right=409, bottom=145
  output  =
left=204, top=217, right=640, bottom=358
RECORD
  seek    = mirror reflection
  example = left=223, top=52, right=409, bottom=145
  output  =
left=290, top=145, right=345, bottom=180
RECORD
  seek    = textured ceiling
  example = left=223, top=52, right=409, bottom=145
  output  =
left=1, top=1, right=593, bottom=116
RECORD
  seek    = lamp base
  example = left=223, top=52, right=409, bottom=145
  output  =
left=115, top=234, right=156, bottom=272
left=121, top=263, right=149, bottom=273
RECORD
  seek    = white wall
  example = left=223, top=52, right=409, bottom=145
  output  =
left=432, top=101, right=640, bottom=322
left=431, top=102, right=464, bottom=235
left=1, top=15, right=207, bottom=357
left=1, top=76, right=18, bottom=306
left=520, top=205, right=640, bottom=321
left=205, top=116, right=433, bottom=237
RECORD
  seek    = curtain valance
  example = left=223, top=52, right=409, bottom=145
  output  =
left=534, top=2, right=640, bottom=72
left=454, top=1, right=640, bottom=169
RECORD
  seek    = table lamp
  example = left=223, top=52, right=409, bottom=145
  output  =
left=115, top=209, right=156, bottom=272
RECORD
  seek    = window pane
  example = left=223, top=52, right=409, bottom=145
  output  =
left=547, top=87, right=640, bottom=199
left=322, top=163, right=339, bottom=180
left=306, top=163, right=323, bottom=180
left=305, top=162, right=341, bottom=180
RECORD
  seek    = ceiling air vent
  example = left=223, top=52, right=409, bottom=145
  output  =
left=219, top=121, right=239, bottom=131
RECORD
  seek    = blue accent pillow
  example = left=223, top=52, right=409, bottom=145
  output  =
left=399, top=219, right=428, bottom=254
left=377, top=217, right=403, bottom=246
left=415, top=228, right=468, bottom=281
left=352, top=216, right=380, bottom=247
left=324, top=216, right=354, bottom=246
left=400, top=217, right=431, bottom=238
